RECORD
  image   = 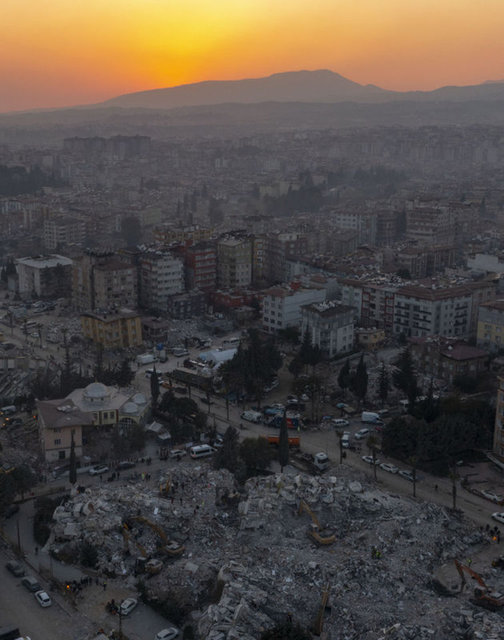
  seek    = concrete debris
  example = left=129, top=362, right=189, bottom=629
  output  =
left=48, top=464, right=504, bottom=639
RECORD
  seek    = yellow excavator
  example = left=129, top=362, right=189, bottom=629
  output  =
left=297, top=500, right=336, bottom=546
left=454, top=559, right=504, bottom=611
left=159, top=474, right=171, bottom=498
left=132, top=516, right=185, bottom=558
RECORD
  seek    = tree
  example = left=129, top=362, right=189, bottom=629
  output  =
left=338, top=359, right=351, bottom=397
left=11, top=464, right=36, bottom=500
left=278, top=410, right=290, bottom=472
left=392, top=348, right=416, bottom=394
left=117, top=359, right=134, bottom=387
left=80, top=540, right=98, bottom=568
left=377, top=363, right=389, bottom=407
left=351, top=354, right=368, bottom=403
left=214, top=426, right=239, bottom=474
left=69, top=432, right=77, bottom=485
left=239, top=437, right=274, bottom=476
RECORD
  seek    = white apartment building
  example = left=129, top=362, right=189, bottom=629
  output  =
left=301, top=301, right=355, bottom=358
left=330, top=210, right=377, bottom=245
left=16, top=254, right=73, bottom=299
left=393, top=284, right=472, bottom=339
left=139, top=250, right=184, bottom=312
left=262, top=286, right=326, bottom=334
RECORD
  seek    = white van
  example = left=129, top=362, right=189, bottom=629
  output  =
left=189, top=444, right=216, bottom=459
left=341, top=433, right=350, bottom=449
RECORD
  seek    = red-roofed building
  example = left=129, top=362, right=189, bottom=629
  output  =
left=409, top=336, right=488, bottom=383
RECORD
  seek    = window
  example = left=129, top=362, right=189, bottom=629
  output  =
left=54, top=439, right=61, bottom=445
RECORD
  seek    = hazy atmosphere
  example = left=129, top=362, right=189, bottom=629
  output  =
left=2, top=0, right=504, bottom=111
left=2, top=2, right=504, bottom=640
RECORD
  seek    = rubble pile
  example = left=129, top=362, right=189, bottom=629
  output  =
left=50, top=465, right=504, bottom=639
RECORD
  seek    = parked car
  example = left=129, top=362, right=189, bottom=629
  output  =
left=399, top=469, right=415, bottom=482
left=6, top=560, right=25, bottom=577
left=341, top=432, right=350, bottom=449
left=332, top=418, right=349, bottom=428
left=354, top=428, right=370, bottom=440
left=155, top=628, right=180, bottom=640
left=481, top=490, right=502, bottom=503
left=89, top=464, right=109, bottom=476
left=120, top=597, right=138, bottom=616
left=34, top=590, right=52, bottom=607
left=380, top=463, right=399, bottom=474
left=362, top=455, right=380, bottom=465
left=169, top=449, right=187, bottom=459
left=491, top=512, right=504, bottom=524
left=286, top=395, right=298, bottom=406
left=117, top=461, right=136, bottom=470
left=21, top=576, right=42, bottom=592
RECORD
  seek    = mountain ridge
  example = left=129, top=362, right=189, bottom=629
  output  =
left=99, top=69, right=504, bottom=111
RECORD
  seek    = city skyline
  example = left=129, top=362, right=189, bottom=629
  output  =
left=2, top=0, right=504, bottom=112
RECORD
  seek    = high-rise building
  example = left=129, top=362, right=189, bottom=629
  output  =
left=139, top=250, right=184, bottom=312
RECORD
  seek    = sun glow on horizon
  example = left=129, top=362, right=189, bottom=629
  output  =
left=2, top=0, right=504, bottom=111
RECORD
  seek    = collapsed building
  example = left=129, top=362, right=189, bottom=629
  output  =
left=48, top=464, right=504, bottom=639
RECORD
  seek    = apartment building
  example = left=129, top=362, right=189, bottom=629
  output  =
left=393, top=284, right=472, bottom=338
left=217, top=236, right=252, bottom=289
left=301, top=301, right=354, bottom=358
left=477, top=300, right=504, bottom=352
left=167, top=291, right=206, bottom=319
left=265, top=233, right=308, bottom=283
left=139, top=250, right=184, bottom=312
left=81, top=309, right=142, bottom=349
left=330, top=210, right=377, bottom=246
left=184, top=242, right=217, bottom=292
left=340, top=278, right=397, bottom=331
left=396, top=245, right=455, bottom=279
left=43, top=215, right=86, bottom=251
left=37, top=398, right=91, bottom=463
left=16, top=254, right=73, bottom=299
left=72, top=250, right=138, bottom=312
left=262, top=286, right=325, bottom=334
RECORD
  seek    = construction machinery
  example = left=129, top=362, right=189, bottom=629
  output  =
left=159, top=474, right=171, bottom=497
left=454, top=559, right=504, bottom=611
left=310, top=583, right=331, bottom=637
left=132, top=516, right=185, bottom=558
left=297, top=500, right=336, bottom=546
left=122, top=524, right=147, bottom=558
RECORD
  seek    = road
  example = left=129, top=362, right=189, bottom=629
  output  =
left=133, top=353, right=503, bottom=532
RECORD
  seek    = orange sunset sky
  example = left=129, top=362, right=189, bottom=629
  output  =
left=2, top=0, right=504, bottom=113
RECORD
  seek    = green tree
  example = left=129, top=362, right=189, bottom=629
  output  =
left=80, top=540, right=99, bottom=568
left=377, top=363, right=389, bottom=406
left=214, top=426, right=239, bottom=474
left=278, top=410, right=290, bottom=472
left=11, top=464, right=36, bottom=500
left=117, top=359, right=134, bottom=387
left=239, top=437, right=274, bottom=476
left=350, top=354, right=368, bottom=403
left=337, top=359, right=351, bottom=397
left=392, top=348, right=416, bottom=394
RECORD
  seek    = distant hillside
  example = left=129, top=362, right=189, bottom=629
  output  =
left=101, top=69, right=395, bottom=109
left=100, top=69, right=504, bottom=110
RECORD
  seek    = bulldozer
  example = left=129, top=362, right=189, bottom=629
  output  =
left=297, top=500, right=336, bottom=546
left=454, top=559, right=504, bottom=611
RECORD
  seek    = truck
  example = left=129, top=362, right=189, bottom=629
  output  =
left=361, top=411, right=384, bottom=425
left=266, top=412, right=301, bottom=429
left=265, top=434, right=301, bottom=448
left=136, top=353, right=156, bottom=366
left=0, top=626, right=24, bottom=640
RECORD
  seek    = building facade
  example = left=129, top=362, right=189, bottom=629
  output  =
left=16, top=254, right=73, bottom=299
left=217, top=236, right=253, bottom=289
left=301, top=301, right=355, bottom=358
left=81, top=310, right=142, bottom=349
left=262, top=286, right=326, bottom=334
left=139, top=250, right=184, bottom=312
